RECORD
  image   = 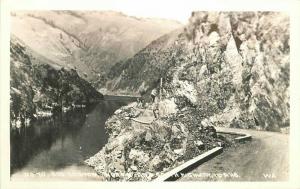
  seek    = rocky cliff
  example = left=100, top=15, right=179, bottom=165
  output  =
left=105, top=12, right=290, bottom=131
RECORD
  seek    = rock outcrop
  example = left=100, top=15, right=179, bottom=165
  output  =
left=85, top=102, right=229, bottom=181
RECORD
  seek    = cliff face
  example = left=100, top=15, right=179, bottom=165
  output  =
left=10, top=37, right=103, bottom=129
left=106, top=12, right=290, bottom=131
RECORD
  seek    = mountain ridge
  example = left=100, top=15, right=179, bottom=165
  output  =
left=11, top=11, right=183, bottom=83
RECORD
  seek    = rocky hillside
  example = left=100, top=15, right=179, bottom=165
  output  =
left=11, top=11, right=182, bottom=85
left=85, top=100, right=230, bottom=181
left=10, top=37, right=103, bottom=129
left=105, top=12, right=290, bottom=131
left=84, top=11, right=289, bottom=181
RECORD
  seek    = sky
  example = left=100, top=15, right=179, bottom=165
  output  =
left=7, top=0, right=292, bottom=24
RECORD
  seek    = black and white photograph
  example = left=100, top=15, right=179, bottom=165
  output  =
left=1, top=0, right=300, bottom=188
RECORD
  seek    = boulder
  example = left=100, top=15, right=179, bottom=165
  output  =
left=149, top=155, right=162, bottom=171
left=145, top=131, right=152, bottom=142
left=158, top=98, right=178, bottom=117
left=174, top=149, right=184, bottom=156
left=130, top=165, right=138, bottom=172
left=114, top=109, right=122, bottom=115
left=128, top=149, right=150, bottom=164
left=194, top=140, right=205, bottom=150
left=217, top=142, right=223, bottom=147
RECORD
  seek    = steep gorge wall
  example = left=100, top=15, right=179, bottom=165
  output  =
left=10, top=37, right=103, bottom=129
left=107, top=12, right=289, bottom=131
left=183, top=12, right=289, bottom=131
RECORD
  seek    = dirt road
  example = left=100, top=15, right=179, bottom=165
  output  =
left=179, top=127, right=289, bottom=181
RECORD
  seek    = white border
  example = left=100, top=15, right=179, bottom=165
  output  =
left=1, top=0, right=300, bottom=189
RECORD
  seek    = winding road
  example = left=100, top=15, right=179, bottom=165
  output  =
left=179, top=127, right=289, bottom=181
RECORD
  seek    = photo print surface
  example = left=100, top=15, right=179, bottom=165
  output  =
left=9, top=10, right=289, bottom=181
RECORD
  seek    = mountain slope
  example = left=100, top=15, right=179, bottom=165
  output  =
left=11, top=11, right=182, bottom=83
left=10, top=37, right=103, bottom=129
left=104, top=28, right=184, bottom=94
left=105, top=12, right=289, bottom=131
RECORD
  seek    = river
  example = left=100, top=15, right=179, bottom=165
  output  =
left=10, top=96, right=136, bottom=181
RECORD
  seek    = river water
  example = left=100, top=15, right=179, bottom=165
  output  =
left=10, top=96, right=136, bottom=181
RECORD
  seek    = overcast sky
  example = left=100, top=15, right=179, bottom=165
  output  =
left=8, top=0, right=292, bottom=24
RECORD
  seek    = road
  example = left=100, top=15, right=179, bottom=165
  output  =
left=179, top=127, right=289, bottom=181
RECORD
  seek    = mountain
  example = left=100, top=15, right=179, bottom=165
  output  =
left=11, top=11, right=182, bottom=84
left=105, top=12, right=290, bottom=131
left=10, top=37, right=103, bottom=129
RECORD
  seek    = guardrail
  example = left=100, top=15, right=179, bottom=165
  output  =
left=153, top=129, right=252, bottom=181
left=153, top=147, right=223, bottom=181
left=217, top=131, right=252, bottom=142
